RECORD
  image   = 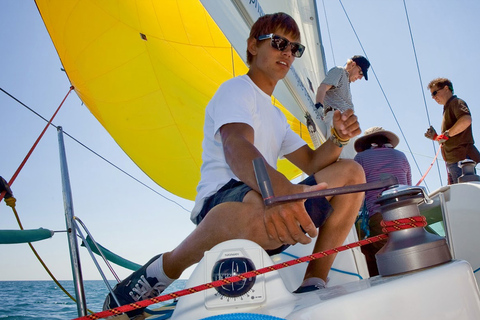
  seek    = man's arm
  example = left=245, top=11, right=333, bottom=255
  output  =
left=315, top=83, right=332, bottom=105
left=286, top=109, right=361, bottom=175
left=446, top=114, right=472, bottom=137
left=220, top=122, right=321, bottom=245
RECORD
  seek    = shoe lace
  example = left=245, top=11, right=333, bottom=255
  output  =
left=129, top=275, right=161, bottom=301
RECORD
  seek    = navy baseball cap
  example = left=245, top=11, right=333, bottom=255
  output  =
left=351, top=55, right=370, bottom=80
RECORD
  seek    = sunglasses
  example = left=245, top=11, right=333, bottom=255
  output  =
left=431, top=87, right=443, bottom=97
left=257, top=33, right=305, bottom=58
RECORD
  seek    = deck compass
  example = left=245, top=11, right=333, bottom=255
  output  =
left=204, top=244, right=266, bottom=309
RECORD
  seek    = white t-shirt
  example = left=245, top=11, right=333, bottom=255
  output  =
left=191, top=75, right=306, bottom=222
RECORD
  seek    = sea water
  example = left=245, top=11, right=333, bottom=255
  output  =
left=0, top=279, right=187, bottom=320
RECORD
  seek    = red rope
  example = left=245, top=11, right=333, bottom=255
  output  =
left=415, top=145, right=442, bottom=186
left=0, top=86, right=74, bottom=203
left=381, top=216, right=427, bottom=233
left=74, top=216, right=426, bottom=320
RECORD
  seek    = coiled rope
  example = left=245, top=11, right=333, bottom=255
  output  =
left=74, top=216, right=427, bottom=320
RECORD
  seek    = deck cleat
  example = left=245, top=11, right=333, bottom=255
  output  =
left=375, top=185, right=452, bottom=276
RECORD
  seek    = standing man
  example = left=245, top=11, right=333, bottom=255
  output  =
left=354, top=126, right=411, bottom=276
left=104, top=12, right=365, bottom=318
left=314, top=55, right=370, bottom=159
left=425, top=78, right=480, bottom=184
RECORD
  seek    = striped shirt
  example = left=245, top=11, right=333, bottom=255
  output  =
left=322, top=66, right=353, bottom=112
left=354, top=147, right=412, bottom=216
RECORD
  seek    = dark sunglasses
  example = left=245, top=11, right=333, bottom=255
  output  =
left=431, top=88, right=443, bottom=97
left=258, top=33, right=305, bottom=58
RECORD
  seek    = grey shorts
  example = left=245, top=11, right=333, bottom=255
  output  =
left=195, top=176, right=333, bottom=255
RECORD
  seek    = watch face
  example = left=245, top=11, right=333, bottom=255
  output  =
left=211, top=257, right=256, bottom=297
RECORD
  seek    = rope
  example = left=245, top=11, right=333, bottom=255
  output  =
left=415, top=145, right=442, bottom=186
left=381, top=216, right=427, bottom=233
left=335, top=0, right=429, bottom=192
left=0, top=86, right=74, bottom=204
left=3, top=197, right=95, bottom=314
left=74, top=216, right=428, bottom=320
left=0, top=86, right=191, bottom=213
left=401, top=0, right=443, bottom=187
left=0, top=86, right=97, bottom=313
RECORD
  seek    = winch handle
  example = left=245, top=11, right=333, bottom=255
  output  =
left=253, top=157, right=399, bottom=206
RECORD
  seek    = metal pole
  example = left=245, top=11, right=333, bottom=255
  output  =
left=57, top=126, right=87, bottom=316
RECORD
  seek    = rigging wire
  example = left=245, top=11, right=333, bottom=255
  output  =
left=336, top=0, right=431, bottom=192
left=320, top=0, right=336, bottom=66
left=0, top=86, right=73, bottom=203
left=0, top=87, right=191, bottom=213
left=402, top=0, right=444, bottom=186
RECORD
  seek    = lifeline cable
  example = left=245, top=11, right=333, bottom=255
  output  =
left=3, top=197, right=95, bottom=314
left=0, top=86, right=74, bottom=203
left=73, top=216, right=427, bottom=320
left=0, top=86, right=190, bottom=213
left=0, top=86, right=95, bottom=313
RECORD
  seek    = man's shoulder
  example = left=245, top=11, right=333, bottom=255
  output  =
left=322, top=66, right=347, bottom=85
left=326, top=66, right=345, bottom=75
left=449, top=95, right=470, bottom=114
left=220, top=75, right=249, bottom=88
left=215, top=75, right=255, bottom=97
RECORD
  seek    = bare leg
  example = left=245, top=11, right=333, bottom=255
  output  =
left=163, top=193, right=283, bottom=279
left=302, top=159, right=365, bottom=281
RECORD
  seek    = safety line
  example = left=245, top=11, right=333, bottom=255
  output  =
left=74, top=217, right=427, bottom=320
left=0, top=86, right=74, bottom=203
left=3, top=198, right=95, bottom=314
left=0, top=86, right=191, bottom=212
left=416, top=145, right=442, bottom=186
left=0, top=86, right=96, bottom=312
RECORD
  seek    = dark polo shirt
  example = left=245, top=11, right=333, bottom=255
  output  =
left=441, top=95, right=480, bottom=163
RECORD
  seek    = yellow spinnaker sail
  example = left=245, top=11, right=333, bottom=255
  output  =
left=35, top=0, right=312, bottom=200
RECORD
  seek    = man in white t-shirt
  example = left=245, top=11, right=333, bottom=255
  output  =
left=104, top=13, right=366, bottom=316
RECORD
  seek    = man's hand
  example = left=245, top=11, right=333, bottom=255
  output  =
left=331, top=109, right=361, bottom=140
left=263, top=183, right=327, bottom=245
left=424, top=126, right=438, bottom=140
left=435, top=134, right=449, bottom=143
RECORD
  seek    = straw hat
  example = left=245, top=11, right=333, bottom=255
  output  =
left=354, top=126, right=399, bottom=152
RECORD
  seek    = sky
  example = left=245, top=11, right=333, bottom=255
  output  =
left=1, top=0, right=479, bottom=283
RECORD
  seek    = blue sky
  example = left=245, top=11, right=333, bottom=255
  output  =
left=1, top=0, right=479, bottom=281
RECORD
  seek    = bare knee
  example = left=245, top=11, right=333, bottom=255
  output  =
left=315, top=159, right=365, bottom=188
left=340, top=159, right=366, bottom=185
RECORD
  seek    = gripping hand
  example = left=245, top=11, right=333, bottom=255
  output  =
left=424, top=126, right=438, bottom=140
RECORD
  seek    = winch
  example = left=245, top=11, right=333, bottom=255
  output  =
left=375, top=185, right=452, bottom=276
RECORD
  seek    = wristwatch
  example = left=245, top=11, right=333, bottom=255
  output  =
left=314, top=102, right=323, bottom=110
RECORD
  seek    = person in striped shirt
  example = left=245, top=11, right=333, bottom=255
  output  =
left=353, top=126, right=411, bottom=276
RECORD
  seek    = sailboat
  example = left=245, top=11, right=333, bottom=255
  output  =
left=1, top=0, right=480, bottom=319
